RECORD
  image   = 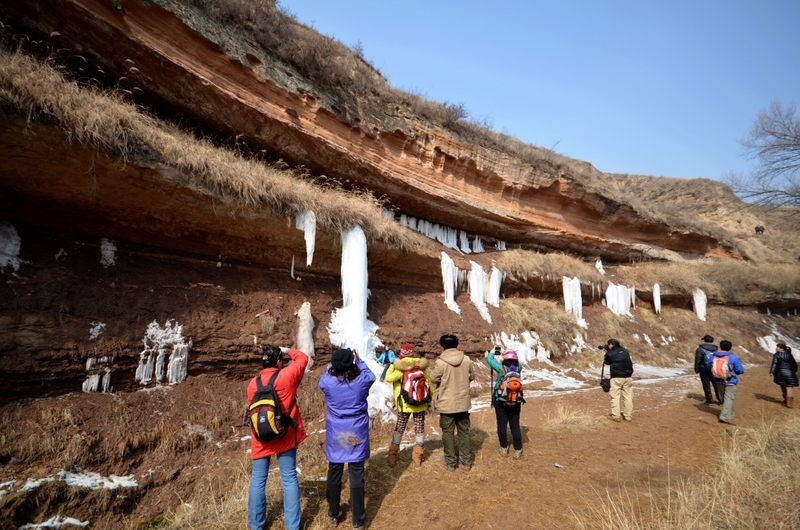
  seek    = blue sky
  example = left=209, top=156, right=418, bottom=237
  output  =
left=283, top=1, right=799, bottom=180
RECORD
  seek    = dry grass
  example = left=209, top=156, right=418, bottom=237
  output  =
left=0, top=46, right=425, bottom=250
left=496, top=249, right=606, bottom=287
left=500, top=297, right=585, bottom=358
left=542, top=404, right=603, bottom=432
left=572, top=418, right=800, bottom=529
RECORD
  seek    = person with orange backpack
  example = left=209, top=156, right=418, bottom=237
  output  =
left=384, top=343, right=431, bottom=467
left=706, top=340, right=745, bottom=424
left=486, top=347, right=525, bottom=458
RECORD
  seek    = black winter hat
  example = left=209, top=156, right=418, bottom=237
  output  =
left=439, top=334, right=459, bottom=349
left=331, top=348, right=356, bottom=372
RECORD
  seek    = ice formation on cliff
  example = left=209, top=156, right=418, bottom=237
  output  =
left=472, top=236, right=485, bottom=253
left=440, top=252, right=461, bottom=315
left=328, top=226, right=382, bottom=358
left=487, top=265, right=504, bottom=308
left=100, top=238, right=116, bottom=268
left=0, top=221, right=22, bottom=272
left=135, top=320, right=191, bottom=385
left=605, top=283, right=635, bottom=316
left=693, top=288, right=707, bottom=321
left=295, top=301, right=315, bottom=368
left=595, top=260, right=606, bottom=275
left=468, top=261, right=492, bottom=323
left=82, top=356, right=113, bottom=393
left=459, top=230, right=472, bottom=254
left=562, top=277, right=583, bottom=320
left=492, top=331, right=551, bottom=363
left=653, top=283, right=661, bottom=314
left=295, top=210, right=316, bottom=266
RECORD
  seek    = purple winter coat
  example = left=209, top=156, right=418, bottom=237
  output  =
left=318, top=357, right=376, bottom=463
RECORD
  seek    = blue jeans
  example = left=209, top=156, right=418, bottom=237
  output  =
left=248, top=448, right=301, bottom=530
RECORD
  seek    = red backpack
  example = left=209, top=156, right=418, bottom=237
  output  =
left=399, top=367, right=430, bottom=407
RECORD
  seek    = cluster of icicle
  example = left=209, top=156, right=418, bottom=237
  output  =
left=396, top=213, right=504, bottom=254
left=492, top=331, right=551, bottom=363
left=604, top=283, right=636, bottom=316
left=440, top=252, right=504, bottom=323
left=82, top=356, right=112, bottom=393
left=135, top=320, right=191, bottom=385
left=327, top=227, right=382, bottom=356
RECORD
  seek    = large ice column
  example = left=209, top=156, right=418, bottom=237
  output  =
left=493, top=331, right=550, bottom=364
left=653, top=284, right=661, bottom=314
left=605, top=283, right=634, bottom=316
left=327, top=226, right=382, bottom=358
left=459, top=231, right=472, bottom=254
left=135, top=320, right=191, bottom=385
left=693, top=288, right=707, bottom=321
left=487, top=265, right=504, bottom=307
left=562, top=277, right=583, bottom=320
left=468, top=260, right=492, bottom=323
left=295, top=301, right=315, bottom=368
left=0, top=221, right=22, bottom=271
left=295, top=210, right=316, bottom=266
left=440, top=252, right=461, bottom=315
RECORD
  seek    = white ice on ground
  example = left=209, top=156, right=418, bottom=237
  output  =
left=643, top=334, right=654, bottom=347
left=135, top=320, right=191, bottom=385
left=440, top=252, right=461, bottom=315
left=653, top=283, right=661, bottom=314
left=295, top=210, right=316, bottom=266
left=0, top=480, right=15, bottom=498
left=459, top=230, right=472, bottom=254
left=295, top=302, right=315, bottom=368
left=562, top=277, right=583, bottom=320
left=364, top=358, right=396, bottom=423
left=595, top=260, right=605, bottom=275
left=89, top=322, right=106, bottom=340
left=693, top=288, right=707, bottom=321
left=18, top=515, right=89, bottom=529
left=634, top=364, right=689, bottom=379
left=472, top=236, right=484, bottom=253
left=758, top=324, right=800, bottom=360
left=468, top=261, right=492, bottom=323
left=605, top=283, right=634, bottom=316
left=486, top=265, right=503, bottom=308
left=0, top=221, right=22, bottom=272
left=327, top=226, right=382, bottom=358
left=60, top=469, right=137, bottom=489
left=99, top=238, right=116, bottom=268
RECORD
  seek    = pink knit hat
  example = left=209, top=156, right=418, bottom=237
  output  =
left=398, top=343, right=415, bottom=358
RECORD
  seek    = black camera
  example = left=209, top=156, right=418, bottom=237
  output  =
left=494, top=345, right=502, bottom=354
left=597, top=344, right=609, bottom=351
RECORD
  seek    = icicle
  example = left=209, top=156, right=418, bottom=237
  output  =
left=82, top=375, right=100, bottom=393
left=653, top=284, right=661, bottom=314
left=290, top=255, right=295, bottom=279
left=295, top=302, right=315, bottom=369
left=381, top=209, right=395, bottom=222
left=294, top=210, right=317, bottom=266
left=135, top=320, right=190, bottom=385
left=327, top=226, right=382, bottom=358
left=468, top=260, right=492, bottom=323
left=767, top=307, right=771, bottom=316
left=487, top=265, right=504, bottom=307
left=0, top=221, right=22, bottom=271
left=83, top=356, right=113, bottom=393
left=100, top=238, right=116, bottom=268
left=492, top=331, right=551, bottom=364
left=562, top=277, right=583, bottom=320
left=605, top=283, right=634, bottom=316
left=459, top=231, right=472, bottom=254
left=472, top=236, right=485, bottom=253
left=167, top=342, right=191, bottom=384
left=693, top=288, right=707, bottom=321
left=630, top=287, right=636, bottom=309
left=595, top=260, right=606, bottom=275
left=496, top=241, right=507, bottom=251
left=440, top=252, right=461, bottom=314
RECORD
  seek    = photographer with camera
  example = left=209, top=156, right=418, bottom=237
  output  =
left=600, top=339, right=633, bottom=422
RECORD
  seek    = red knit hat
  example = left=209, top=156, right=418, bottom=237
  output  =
left=398, top=343, right=415, bottom=358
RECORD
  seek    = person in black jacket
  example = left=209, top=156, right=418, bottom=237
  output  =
left=602, top=338, right=634, bottom=421
left=695, top=335, right=721, bottom=405
left=769, top=343, right=798, bottom=408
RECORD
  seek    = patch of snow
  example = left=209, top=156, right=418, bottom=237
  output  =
left=295, top=210, right=316, bottom=266
left=643, top=334, right=654, bottom=347
left=440, top=252, right=461, bottom=315
left=468, top=261, right=492, bottom=323
left=0, top=221, right=22, bottom=272
left=20, top=477, right=56, bottom=492
left=99, top=238, right=116, bottom=268
left=660, top=335, right=670, bottom=346
left=184, top=423, right=213, bottom=442
left=633, top=333, right=640, bottom=342
left=89, top=322, right=106, bottom=340
left=634, top=364, right=689, bottom=379
left=692, top=288, right=707, bottom=321
left=0, top=480, right=15, bottom=498
left=19, top=515, right=89, bottom=529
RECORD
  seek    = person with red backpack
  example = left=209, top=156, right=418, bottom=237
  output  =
left=246, top=345, right=308, bottom=530
left=706, top=340, right=745, bottom=424
left=384, top=343, right=431, bottom=467
left=486, top=347, right=525, bottom=458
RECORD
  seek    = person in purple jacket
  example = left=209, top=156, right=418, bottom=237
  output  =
left=318, top=348, right=376, bottom=530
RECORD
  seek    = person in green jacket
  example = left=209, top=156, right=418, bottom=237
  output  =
left=486, top=348, right=523, bottom=458
left=384, top=343, right=431, bottom=467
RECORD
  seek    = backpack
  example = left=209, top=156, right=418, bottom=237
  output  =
left=710, top=355, right=733, bottom=380
left=497, top=370, right=525, bottom=406
left=399, top=367, right=430, bottom=407
left=246, top=371, right=297, bottom=442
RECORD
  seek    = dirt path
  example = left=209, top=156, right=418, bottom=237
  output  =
left=358, top=364, right=788, bottom=530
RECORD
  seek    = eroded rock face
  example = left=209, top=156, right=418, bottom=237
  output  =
left=0, top=0, right=738, bottom=262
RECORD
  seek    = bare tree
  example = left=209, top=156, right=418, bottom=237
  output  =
left=727, top=101, right=800, bottom=208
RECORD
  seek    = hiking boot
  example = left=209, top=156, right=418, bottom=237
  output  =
left=719, top=418, right=736, bottom=425
left=623, top=416, right=632, bottom=422
left=607, top=414, right=621, bottom=422
left=328, top=509, right=342, bottom=527
left=514, top=449, right=523, bottom=459
left=387, top=443, right=400, bottom=467
left=411, top=446, right=424, bottom=467
left=440, top=457, right=455, bottom=472
left=499, top=446, right=509, bottom=456
left=353, top=516, right=370, bottom=530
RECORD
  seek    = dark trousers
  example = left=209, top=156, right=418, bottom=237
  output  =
left=494, top=402, right=522, bottom=451
left=326, top=461, right=366, bottom=527
left=440, top=411, right=471, bottom=467
left=699, top=369, right=721, bottom=403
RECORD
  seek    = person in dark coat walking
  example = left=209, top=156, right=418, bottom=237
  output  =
left=695, top=335, right=721, bottom=404
left=318, top=348, right=376, bottom=530
left=602, top=338, right=633, bottom=421
left=769, top=343, right=798, bottom=408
